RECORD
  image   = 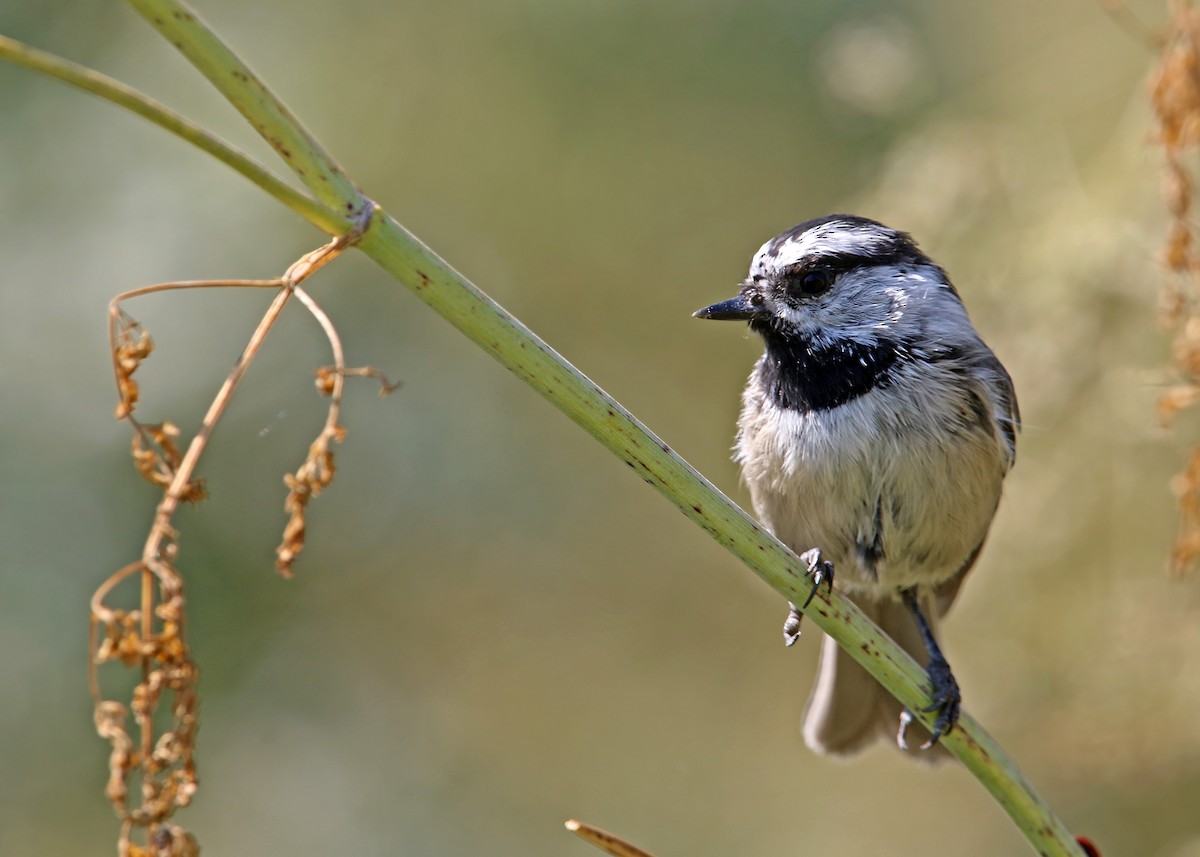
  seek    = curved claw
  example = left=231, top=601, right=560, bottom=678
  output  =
left=798, top=547, right=835, bottom=609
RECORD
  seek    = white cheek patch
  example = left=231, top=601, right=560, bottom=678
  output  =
left=775, top=301, right=810, bottom=327
left=767, top=297, right=830, bottom=341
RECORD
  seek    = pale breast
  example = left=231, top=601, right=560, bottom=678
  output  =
left=735, top=367, right=1008, bottom=599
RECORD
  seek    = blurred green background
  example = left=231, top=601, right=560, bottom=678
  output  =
left=2, top=1, right=1197, bottom=855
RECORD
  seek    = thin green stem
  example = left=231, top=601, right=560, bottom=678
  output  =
left=123, top=0, right=369, bottom=222
left=0, top=34, right=344, bottom=234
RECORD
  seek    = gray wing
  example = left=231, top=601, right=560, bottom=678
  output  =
left=935, top=349, right=1018, bottom=617
left=989, top=354, right=1020, bottom=469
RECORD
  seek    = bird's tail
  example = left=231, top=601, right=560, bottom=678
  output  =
left=801, top=593, right=952, bottom=762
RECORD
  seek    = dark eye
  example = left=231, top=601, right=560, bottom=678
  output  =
left=795, top=268, right=834, bottom=296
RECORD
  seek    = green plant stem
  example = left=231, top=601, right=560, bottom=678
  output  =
left=3, top=2, right=1085, bottom=853
left=0, top=34, right=344, bottom=234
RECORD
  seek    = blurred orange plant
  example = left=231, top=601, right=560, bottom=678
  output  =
left=1152, top=0, right=1200, bottom=576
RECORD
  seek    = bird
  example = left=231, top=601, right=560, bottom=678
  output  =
left=694, top=214, right=1018, bottom=759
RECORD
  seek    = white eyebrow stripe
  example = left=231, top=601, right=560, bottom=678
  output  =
left=754, top=223, right=894, bottom=274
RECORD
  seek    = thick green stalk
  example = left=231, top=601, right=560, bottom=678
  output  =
left=0, top=2, right=1086, bottom=853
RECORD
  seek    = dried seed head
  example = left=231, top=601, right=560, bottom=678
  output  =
left=113, top=319, right=154, bottom=420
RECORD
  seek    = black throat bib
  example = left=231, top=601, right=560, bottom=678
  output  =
left=756, top=332, right=900, bottom=412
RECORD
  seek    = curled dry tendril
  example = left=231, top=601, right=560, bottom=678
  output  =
left=91, top=207, right=396, bottom=854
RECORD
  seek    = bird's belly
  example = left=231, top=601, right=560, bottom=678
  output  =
left=737, top=394, right=1004, bottom=598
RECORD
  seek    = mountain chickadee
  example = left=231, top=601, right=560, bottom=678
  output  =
left=694, top=215, right=1018, bottom=759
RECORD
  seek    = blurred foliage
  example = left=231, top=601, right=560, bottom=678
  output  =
left=1, top=0, right=1197, bottom=855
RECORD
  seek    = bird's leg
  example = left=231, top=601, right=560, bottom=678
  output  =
left=897, top=588, right=960, bottom=749
left=783, top=548, right=835, bottom=647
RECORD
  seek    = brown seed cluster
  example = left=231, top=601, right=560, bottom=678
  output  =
left=275, top=364, right=399, bottom=577
left=91, top=562, right=199, bottom=857
left=131, top=422, right=207, bottom=503
left=101, top=297, right=206, bottom=853
left=113, top=314, right=153, bottom=421
left=277, top=421, right=345, bottom=578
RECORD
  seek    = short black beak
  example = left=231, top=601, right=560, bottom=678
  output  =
left=693, top=294, right=755, bottom=320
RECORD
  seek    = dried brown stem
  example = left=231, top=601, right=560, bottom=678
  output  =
left=92, top=212, right=373, bottom=853
left=273, top=285, right=346, bottom=577
left=565, top=820, right=659, bottom=857
left=274, top=280, right=403, bottom=575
